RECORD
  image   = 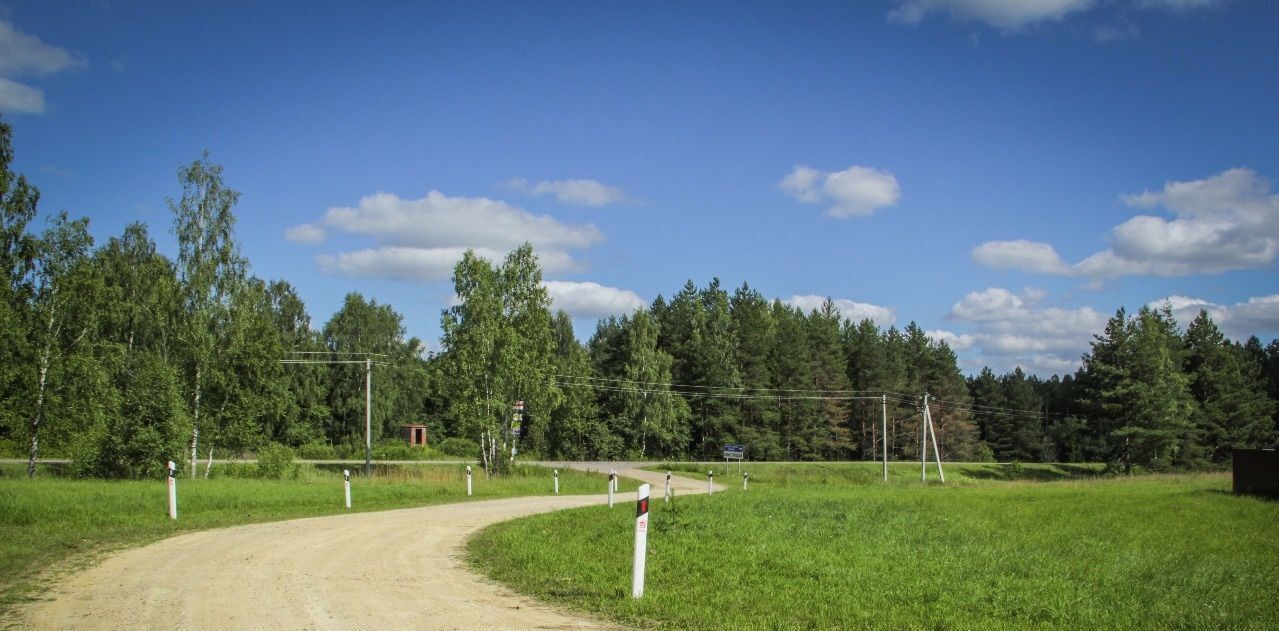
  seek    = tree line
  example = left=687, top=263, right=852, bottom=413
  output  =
left=1, top=121, right=1275, bottom=477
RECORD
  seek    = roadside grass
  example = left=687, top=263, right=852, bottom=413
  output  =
left=0, top=462, right=627, bottom=618
left=653, top=460, right=1106, bottom=486
left=469, top=465, right=1278, bottom=630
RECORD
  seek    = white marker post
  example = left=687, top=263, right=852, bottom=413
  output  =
left=608, top=471, right=615, bottom=507
left=466, top=465, right=473, bottom=496
left=343, top=469, right=352, bottom=509
left=632, top=483, right=651, bottom=599
left=664, top=471, right=672, bottom=503
left=611, top=468, right=618, bottom=492
left=708, top=471, right=714, bottom=495
left=167, top=460, right=177, bottom=520
left=743, top=471, right=749, bottom=491
left=553, top=469, right=559, bottom=494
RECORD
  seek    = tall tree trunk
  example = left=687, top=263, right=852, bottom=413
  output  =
left=26, top=361, right=48, bottom=478
left=203, top=446, right=214, bottom=479
left=27, top=305, right=55, bottom=479
left=189, top=363, right=202, bottom=478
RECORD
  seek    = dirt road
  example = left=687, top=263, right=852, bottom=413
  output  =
left=20, top=465, right=710, bottom=630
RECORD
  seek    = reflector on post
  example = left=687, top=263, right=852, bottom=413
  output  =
left=632, top=483, right=650, bottom=598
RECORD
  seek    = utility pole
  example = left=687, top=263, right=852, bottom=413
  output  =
left=882, top=394, right=888, bottom=482
left=279, top=351, right=384, bottom=477
left=365, top=357, right=373, bottom=476
left=921, top=393, right=929, bottom=482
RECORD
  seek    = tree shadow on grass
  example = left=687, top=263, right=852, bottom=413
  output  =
left=959, top=463, right=1103, bottom=482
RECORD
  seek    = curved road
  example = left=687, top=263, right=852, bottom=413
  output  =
left=20, top=464, right=713, bottom=630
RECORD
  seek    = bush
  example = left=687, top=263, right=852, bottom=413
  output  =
left=436, top=437, right=479, bottom=458
left=256, top=442, right=299, bottom=479
left=297, top=441, right=337, bottom=460
left=371, top=441, right=428, bottom=461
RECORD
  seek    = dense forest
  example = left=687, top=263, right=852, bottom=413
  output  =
left=1, top=122, right=1275, bottom=477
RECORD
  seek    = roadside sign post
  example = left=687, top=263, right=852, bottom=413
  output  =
left=511, top=401, right=524, bottom=459
left=608, top=471, right=615, bottom=507
left=632, top=483, right=651, bottom=599
left=343, top=469, right=351, bottom=508
left=723, top=444, right=745, bottom=475
left=466, top=465, right=473, bottom=496
left=167, top=460, right=177, bottom=520
left=664, top=471, right=672, bottom=503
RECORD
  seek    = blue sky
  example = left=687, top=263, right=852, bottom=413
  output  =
left=4, top=0, right=1278, bottom=375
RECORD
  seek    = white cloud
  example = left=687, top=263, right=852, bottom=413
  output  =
left=323, top=191, right=602, bottom=251
left=1152, top=294, right=1279, bottom=338
left=971, top=240, right=1070, bottom=275
left=780, top=165, right=901, bottom=218
left=889, top=0, right=1227, bottom=32
left=509, top=177, right=629, bottom=207
left=946, top=287, right=1109, bottom=375
left=1137, top=0, right=1226, bottom=9
left=973, top=168, right=1279, bottom=279
left=0, top=20, right=85, bottom=116
left=786, top=295, right=896, bottom=326
left=888, top=0, right=1095, bottom=31
left=0, top=20, right=86, bottom=77
left=306, top=190, right=604, bottom=282
left=926, top=329, right=976, bottom=350
left=0, top=77, right=44, bottom=114
left=317, top=246, right=579, bottom=283
left=284, top=223, right=326, bottom=244
left=544, top=281, right=645, bottom=318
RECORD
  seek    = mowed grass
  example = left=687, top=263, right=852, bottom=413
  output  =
left=0, top=462, right=628, bottom=617
left=468, top=464, right=1278, bottom=630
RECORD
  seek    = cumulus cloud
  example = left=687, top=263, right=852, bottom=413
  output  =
left=926, top=329, right=976, bottom=350
left=0, top=77, right=44, bottom=114
left=508, top=177, right=629, bottom=207
left=1151, top=294, right=1279, bottom=338
left=284, top=223, right=326, bottom=244
left=888, top=0, right=1228, bottom=31
left=945, top=287, right=1109, bottom=375
left=973, top=168, right=1279, bottom=279
left=305, top=190, right=603, bottom=283
left=786, top=295, right=896, bottom=326
left=0, top=20, right=86, bottom=115
left=888, top=0, right=1095, bottom=31
left=318, top=246, right=581, bottom=283
left=780, top=165, right=901, bottom=218
left=544, top=281, right=645, bottom=319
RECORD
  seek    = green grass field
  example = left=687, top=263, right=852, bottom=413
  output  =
left=0, top=462, right=628, bottom=617
left=469, top=463, right=1278, bottom=630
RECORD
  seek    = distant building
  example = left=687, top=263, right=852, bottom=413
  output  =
left=399, top=424, right=428, bottom=446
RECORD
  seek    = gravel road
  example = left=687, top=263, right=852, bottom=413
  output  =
left=19, top=464, right=710, bottom=630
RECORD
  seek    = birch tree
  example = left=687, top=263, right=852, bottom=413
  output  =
left=169, top=152, right=244, bottom=476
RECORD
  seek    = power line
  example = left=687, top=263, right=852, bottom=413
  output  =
left=552, top=378, right=904, bottom=402
left=553, top=373, right=917, bottom=400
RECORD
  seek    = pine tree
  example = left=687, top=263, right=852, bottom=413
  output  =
left=546, top=311, right=607, bottom=458
left=771, top=301, right=819, bottom=459
left=619, top=309, right=689, bottom=458
left=1184, top=310, right=1275, bottom=463
left=807, top=298, right=852, bottom=458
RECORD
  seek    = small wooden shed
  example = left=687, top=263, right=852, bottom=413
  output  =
left=399, top=424, right=428, bottom=446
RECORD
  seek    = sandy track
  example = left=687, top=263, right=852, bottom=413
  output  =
left=20, top=465, right=710, bottom=630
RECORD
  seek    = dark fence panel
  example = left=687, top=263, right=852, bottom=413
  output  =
left=1233, top=449, right=1279, bottom=498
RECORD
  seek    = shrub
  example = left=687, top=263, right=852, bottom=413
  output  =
left=371, top=441, right=427, bottom=461
left=297, top=441, right=337, bottom=460
left=436, top=437, right=479, bottom=458
left=256, top=442, right=299, bottom=479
